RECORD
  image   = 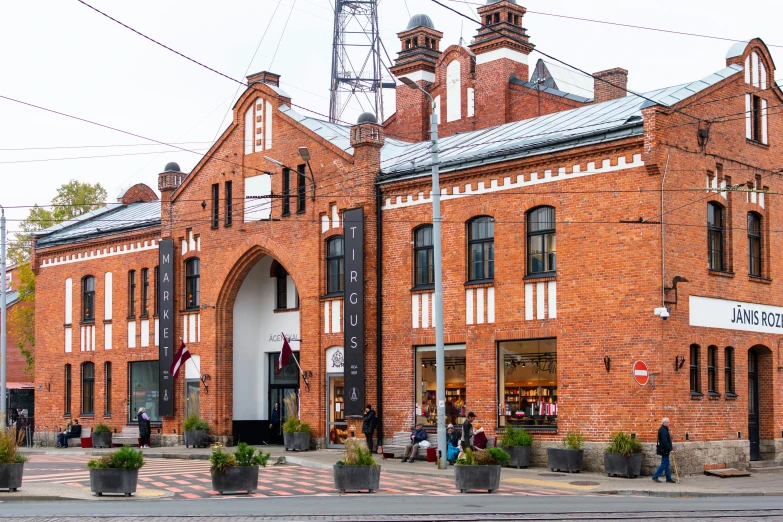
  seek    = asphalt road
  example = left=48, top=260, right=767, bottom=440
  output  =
left=1, top=495, right=783, bottom=521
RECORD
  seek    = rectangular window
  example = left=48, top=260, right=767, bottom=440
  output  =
left=282, top=168, right=291, bottom=216
left=708, top=346, right=717, bottom=394
left=211, top=183, right=220, bottom=228
left=499, top=339, right=557, bottom=428
left=129, top=360, right=160, bottom=423
left=128, top=270, right=136, bottom=318
left=297, top=165, right=306, bottom=213
left=751, top=95, right=763, bottom=142
left=82, top=363, right=95, bottom=414
left=415, top=345, right=467, bottom=427
left=690, top=344, right=701, bottom=395
left=154, top=266, right=160, bottom=316
left=65, top=364, right=72, bottom=415
left=105, top=362, right=112, bottom=415
left=141, top=268, right=149, bottom=317
left=276, top=268, right=288, bottom=310
left=725, top=347, right=735, bottom=395
left=225, top=181, right=233, bottom=227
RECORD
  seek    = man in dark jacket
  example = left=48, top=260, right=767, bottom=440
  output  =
left=401, top=423, right=427, bottom=463
left=462, top=412, right=476, bottom=451
left=362, top=404, right=378, bottom=453
left=56, top=419, right=81, bottom=448
left=652, top=417, right=675, bottom=483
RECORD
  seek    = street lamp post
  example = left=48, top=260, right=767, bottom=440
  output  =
left=1, top=203, right=7, bottom=429
left=399, top=77, right=447, bottom=469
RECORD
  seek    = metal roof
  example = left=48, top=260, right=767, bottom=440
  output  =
left=30, top=203, right=122, bottom=237
left=530, top=59, right=595, bottom=100
left=510, top=75, right=592, bottom=104
left=36, top=201, right=161, bottom=248
left=6, top=290, right=20, bottom=307
left=380, top=64, right=743, bottom=179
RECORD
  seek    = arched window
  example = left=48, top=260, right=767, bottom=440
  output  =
left=690, top=344, right=701, bottom=395
left=82, top=276, right=95, bottom=322
left=128, top=270, right=136, bottom=318
left=414, top=225, right=434, bottom=287
left=707, top=203, right=724, bottom=271
left=724, top=347, right=735, bottom=395
left=748, top=212, right=762, bottom=277
left=185, top=258, right=200, bottom=310
left=326, top=236, right=344, bottom=294
left=446, top=60, right=461, bottom=122
left=104, top=362, right=112, bottom=415
left=141, top=268, right=149, bottom=317
left=527, top=207, right=556, bottom=275
left=467, top=216, right=494, bottom=282
left=81, top=362, right=95, bottom=415
left=707, top=345, right=718, bottom=394
left=276, top=263, right=289, bottom=310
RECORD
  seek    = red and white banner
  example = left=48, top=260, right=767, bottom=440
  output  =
left=170, top=340, right=191, bottom=379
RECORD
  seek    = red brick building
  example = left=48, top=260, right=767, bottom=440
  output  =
left=32, top=1, right=783, bottom=472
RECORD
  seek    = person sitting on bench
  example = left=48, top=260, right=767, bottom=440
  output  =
left=401, top=423, right=427, bottom=463
left=56, top=419, right=81, bottom=448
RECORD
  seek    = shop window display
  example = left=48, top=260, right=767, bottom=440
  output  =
left=498, top=339, right=557, bottom=428
left=415, top=345, right=467, bottom=427
left=129, top=360, right=160, bottom=423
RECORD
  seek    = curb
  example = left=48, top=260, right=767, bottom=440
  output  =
left=596, top=489, right=783, bottom=498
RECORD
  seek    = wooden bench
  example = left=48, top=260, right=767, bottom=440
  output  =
left=112, top=426, right=141, bottom=447
left=66, top=427, right=91, bottom=448
left=382, top=431, right=438, bottom=460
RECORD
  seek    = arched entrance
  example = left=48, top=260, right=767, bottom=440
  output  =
left=748, top=345, right=773, bottom=461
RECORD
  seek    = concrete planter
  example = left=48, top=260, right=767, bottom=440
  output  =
left=454, top=465, right=501, bottom=493
left=547, top=448, right=584, bottom=473
left=184, top=430, right=209, bottom=448
left=504, top=446, right=532, bottom=469
left=0, top=463, right=24, bottom=492
left=89, top=468, right=139, bottom=497
left=604, top=452, right=643, bottom=478
left=92, top=432, right=113, bottom=449
left=211, top=465, right=259, bottom=495
left=333, top=465, right=381, bottom=493
left=284, top=432, right=311, bottom=451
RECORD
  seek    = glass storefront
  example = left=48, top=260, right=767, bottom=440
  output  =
left=327, top=375, right=348, bottom=446
left=415, top=344, right=467, bottom=427
left=129, top=360, right=160, bottom=422
left=498, top=339, right=557, bottom=428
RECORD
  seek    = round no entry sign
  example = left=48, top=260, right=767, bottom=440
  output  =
left=633, top=360, right=649, bottom=386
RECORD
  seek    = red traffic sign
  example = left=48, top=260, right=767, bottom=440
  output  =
left=633, top=360, right=649, bottom=386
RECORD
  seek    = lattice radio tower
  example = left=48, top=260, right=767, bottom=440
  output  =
left=329, top=0, right=394, bottom=123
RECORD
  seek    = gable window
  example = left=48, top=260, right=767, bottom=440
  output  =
left=748, top=212, right=762, bottom=277
left=225, top=181, right=233, bottom=227
left=276, top=263, right=289, bottom=310
left=81, top=362, right=95, bottom=414
left=725, top=347, right=735, bottom=395
left=185, top=258, right=200, bottom=310
left=105, top=362, right=112, bottom=415
left=65, top=364, right=72, bottom=415
left=708, top=346, right=718, bottom=395
left=282, top=167, right=291, bottom=216
left=690, top=344, right=701, bottom=395
left=527, top=207, right=556, bottom=275
left=82, top=276, right=95, bottom=322
left=326, top=236, right=344, bottom=294
left=467, top=216, right=494, bottom=282
left=707, top=203, right=724, bottom=271
left=128, top=270, right=136, bottom=318
left=211, top=183, right=220, bottom=228
left=297, top=165, right=306, bottom=213
left=414, top=225, right=434, bottom=287
left=141, top=268, right=149, bottom=317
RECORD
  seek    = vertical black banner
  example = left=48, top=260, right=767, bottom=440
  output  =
left=158, top=239, right=175, bottom=417
left=343, top=208, right=364, bottom=418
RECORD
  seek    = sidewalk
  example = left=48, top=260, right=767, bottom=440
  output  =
left=20, top=445, right=783, bottom=498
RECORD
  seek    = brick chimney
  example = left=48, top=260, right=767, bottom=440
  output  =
left=593, top=68, right=628, bottom=104
left=350, top=113, right=385, bottom=174
left=390, top=14, right=443, bottom=142
left=246, top=70, right=281, bottom=87
left=158, top=162, right=185, bottom=239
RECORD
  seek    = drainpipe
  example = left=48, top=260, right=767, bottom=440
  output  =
left=375, top=185, right=383, bottom=446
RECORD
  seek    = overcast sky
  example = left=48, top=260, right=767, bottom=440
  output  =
left=1, top=0, right=781, bottom=238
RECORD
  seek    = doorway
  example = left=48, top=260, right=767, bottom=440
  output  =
left=327, top=375, right=348, bottom=448
left=185, top=380, right=200, bottom=419
left=269, top=387, right=298, bottom=445
left=748, top=349, right=760, bottom=461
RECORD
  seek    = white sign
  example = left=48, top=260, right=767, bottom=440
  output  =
left=690, top=296, right=783, bottom=334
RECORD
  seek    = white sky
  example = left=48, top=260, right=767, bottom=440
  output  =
left=1, top=0, right=781, bottom=236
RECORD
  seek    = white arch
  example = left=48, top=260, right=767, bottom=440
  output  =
left=446, top=59, right=462, bottom=122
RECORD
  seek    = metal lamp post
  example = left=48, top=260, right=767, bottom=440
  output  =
left=399, top=77, right=447, bottom=468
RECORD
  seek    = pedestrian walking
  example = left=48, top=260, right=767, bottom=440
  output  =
left=652, top=417, right=675, bottom=483
left=269, top=402, right=281, bottom=445
left=362, top=404, right=378, bottom=453
left=138, top=407, right=152, bottom=448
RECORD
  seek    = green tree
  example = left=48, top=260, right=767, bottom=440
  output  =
left=7, top=180, right=107, bottom=377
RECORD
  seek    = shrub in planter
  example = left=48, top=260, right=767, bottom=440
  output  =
left=500, top=426, right=533, bottom=469
left=87, top=447, right=145, bottom=497
left=454, top=448, right=509, bottom=493
left=91, top=424, right=113, bottom=449
left=0, top=428, right=28, bottom=492
left=282, top=418, right=312, bottom=451
left=183, top=414, right=210, bottom=448
left=604, top=432, right=644, bottom=478
left=334, top=439, right=380, bottom=493
left=210, top=442, right=269, bottom=495
left=547, top=431, right=585, bottom=473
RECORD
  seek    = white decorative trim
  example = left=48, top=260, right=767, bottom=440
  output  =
left=475, top=47, right=529, bottom=66
left=487, top=287, right=495, bottom=323
left=331, top=299, right=341, bottom=334
left=128, top=321, right=136, bottom=348
left=422, top=293, right=430, bottom=328
left=104, top=323, right=112, bottom=350
left=104, top=272, right=112, bottom=321
left=536, top=282, right=545, bottom=320
left=752, top=52, right=760, bottom=87
left=745, top=56, right=751, bottom=84
left=64, top=278, right=73, bottom=324
left=321, top=215, right=330, bottom=233
left=412, top=294, right=421, bottom=328
left=746, top=94, right=752, bottom=140
left=467, top=87, right=475, bottom=118
left=466, top=289, right=474, bottom=325
left=154, top=318, right=159, bottom=347
left=383, top=154, right=644, bottom=211
left=65, top=327, right=72, bottom=353
left=265, top=100, right=273, bottom=150
left=395, top=70, right=436, bottom=85
left=324, top=301, right=330, bottom=333
left=141, top=319, right=150, bottom=348
left=446, top=60, right=462, bottom=123
left=331, top=205, right=340, bottom=229
left=41, top=240, right=158, bottom=268
left=524, top=284, right=533, bottom=321
left=547, top=282, right=557, bottom=319
left=762, top=99, right=768, bottom=144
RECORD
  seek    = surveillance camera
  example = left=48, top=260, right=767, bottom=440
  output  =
left=654, top=307, right=670, bottom=320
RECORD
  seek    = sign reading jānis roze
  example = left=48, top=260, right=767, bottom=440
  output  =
left=158, top=239, right=175, bottom=417
left=690, top=295, right=783, bottom=335
left=343, top=208, right=364, bottom=418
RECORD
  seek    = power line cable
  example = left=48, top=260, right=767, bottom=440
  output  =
left=269, top=0, right=298, bottom=71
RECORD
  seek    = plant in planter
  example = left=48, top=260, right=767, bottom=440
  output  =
left=282, top=417, right=312, bottom=452
left=334, top=439, right=380, bottom=493
left=210, top=442, right=269, bottom=495
left=454, top=447, right=510, bottom=493
left=183, top=414, right=210, bottom=448
left=500, top=426, right=533, bottom=469
left=547, top=431, right=585, bottom=473
left=0, top=428, right=28, bottom=492
left=91, top=424, right=113, bottom=449
left=87, top=446, right=145, bottom=497
left=604, top=432, right=644, bottom=478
